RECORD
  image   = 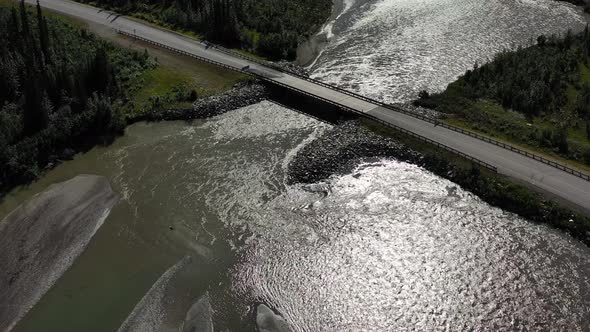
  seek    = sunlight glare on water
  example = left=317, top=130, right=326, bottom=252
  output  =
left=309, top=0, right=587, bottom=103
left=233, top=160, right=590, bottom=331
left=7, top=99, right=590, bottom=331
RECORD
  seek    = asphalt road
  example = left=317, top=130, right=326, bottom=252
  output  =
left=29, top=0, right=590, bottom=214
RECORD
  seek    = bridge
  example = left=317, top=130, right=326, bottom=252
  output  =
left=28, top=0, right=590, bottom=214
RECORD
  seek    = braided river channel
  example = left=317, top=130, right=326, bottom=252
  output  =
left=3, top=0, right=590, bottom=331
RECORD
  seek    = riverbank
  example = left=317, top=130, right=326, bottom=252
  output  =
left=136, top=81, right=267, bottom=122
left=0, top=0, right=331, bottom=197
left=414, top=28, right=590, bottom=172
left=0, top=100, right=330, bottom=332
left=0, top=175, right=118, bottom=332
left=0, top=1, right=157, bottom=197
left=0, top=0, right=251, bottom=198
left=288, top=120, right=590, bottom=245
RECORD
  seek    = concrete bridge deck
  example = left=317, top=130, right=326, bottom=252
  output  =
left=28, top=0, right=590, bottom=215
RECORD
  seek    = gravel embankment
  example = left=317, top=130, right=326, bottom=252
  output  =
left=142, top=81, right=268, bottom=121
left=288, top=121, right=422, bottom=184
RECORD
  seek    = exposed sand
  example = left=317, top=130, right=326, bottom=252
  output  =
left=256, top=304, right=293, bottom=332
left=182, top=293, right=213, bottom=332
left=0, top=175, right=119, bottom=332
left=117, top=256, right=213, bottom=332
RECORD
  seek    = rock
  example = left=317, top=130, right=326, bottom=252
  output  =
left=256, top=304, right=293, bottom=332
left=182, top=294, right=213, bottom=332
left=271, top=60, right=310, bottom=77
left=394, top=102, right=442, bottom=119
left=0, top=175, right=119, bottom=332
left=144, top=81, right=268, bottom=121
left=60, top=148, right=76, bottom=160
left=287, top=120, right=422, bottom=184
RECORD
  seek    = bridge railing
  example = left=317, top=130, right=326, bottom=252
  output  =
left=118, top=30, right=249, bottom=75
left=255, top=70, right=498, bottom=172
left=194, top=34, right=590, bottom=182
left=425, top=121, right=590, bottom=180
left=119, top=30, right=590, bottom=180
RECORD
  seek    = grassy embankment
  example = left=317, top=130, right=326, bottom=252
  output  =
left=416, top=29, right=590, bottom=173
left=362, top=119, right=590, bottom=245
left=121, top=43, right=245, bottom=118
left=442, top=99, right=590, bottom=173
left=406, top=28, right=590, bottom=242
left=77, top=15, right=246, bottom=117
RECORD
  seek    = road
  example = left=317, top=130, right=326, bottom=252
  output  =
left=28, top=0, right=590, bottom=214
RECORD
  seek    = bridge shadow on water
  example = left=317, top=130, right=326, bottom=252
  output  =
left=264, top=82, right=359, bottom=125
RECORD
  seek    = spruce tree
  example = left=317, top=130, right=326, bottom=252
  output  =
left=37, top=1, right=51, bottom=64
left=9, top=7, right=20, bottom=39
left=22, top=76, right=49, bottom=136
left=91, top=47, right=110, bottom=94
left=19, top=0, right=30, bottom=39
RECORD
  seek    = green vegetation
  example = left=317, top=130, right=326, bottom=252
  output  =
left=0, top=0, right=248, bottom=193
left=0, top=1, right=153, bottom=191
left=416, top=29, right=590, bottom=167
left=76, top=0, right=332, bottom=60
left=363, top=119, right=590, bottom=245
left=129, top=56, right=244, bottom=117
left=133, top=66, right=199, bottom=113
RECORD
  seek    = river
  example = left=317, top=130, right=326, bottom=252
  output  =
left=3, top=1, right=590, bottom=331
left=308, top=0, right=588, bottom=103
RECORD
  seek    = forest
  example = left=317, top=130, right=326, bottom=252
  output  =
left=416, top=28, right=590, bottom=166
left=76, top=0, right=332, bottom=60
left=0, top=1, right=152, bottom=192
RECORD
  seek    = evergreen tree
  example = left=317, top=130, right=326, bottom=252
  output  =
left=22, top=76, right=48, bottom=135
left=90, top=47, right=111, bottom=94
left=9, top=7, right=19, bottom=38
left=19, top=0, right=29, bottom=39
left=72, top=0, right=331, bottom=59
left=37, top=0, right=51, bottom=64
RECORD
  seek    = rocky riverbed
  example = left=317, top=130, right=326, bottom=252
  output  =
left=0, top=175, right=119, bottom=332
left=288, top=121, right=423, bottom=184
left=287, top=120, right=590, bottom=247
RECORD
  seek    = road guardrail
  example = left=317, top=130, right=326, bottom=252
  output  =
left=119, top=30, right=590, bottom=181
left=191, top=33, right=590, bottom=182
